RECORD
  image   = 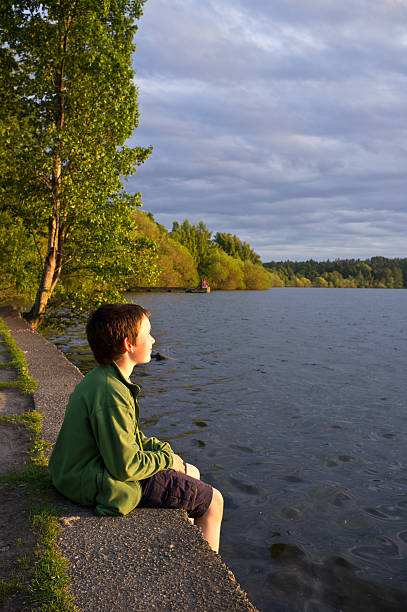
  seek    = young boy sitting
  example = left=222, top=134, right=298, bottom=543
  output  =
left=49, top=303, right=223, bottom=552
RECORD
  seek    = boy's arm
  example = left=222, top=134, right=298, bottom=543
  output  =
left=91, top=395, right=173, bottom=482
left=139, top=430, right=173, bottom=453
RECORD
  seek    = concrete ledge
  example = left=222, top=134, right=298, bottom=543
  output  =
left=1, top=307, right=257, bottom=611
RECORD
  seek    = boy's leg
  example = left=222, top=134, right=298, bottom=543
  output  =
left=185, top=463, right=200, bottom=480
left=139, top=470, right=223, bottom=552
left=183, top=464, right=223, bottom=551
left=182, top=465, right=200, bottom=524
left=195, top=487, right=223, bottom=553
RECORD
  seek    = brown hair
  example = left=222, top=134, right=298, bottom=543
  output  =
left=86, top=303, right=150, bottom=365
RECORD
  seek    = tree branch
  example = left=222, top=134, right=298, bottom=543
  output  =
left=30, top=231, right=44, bottom=268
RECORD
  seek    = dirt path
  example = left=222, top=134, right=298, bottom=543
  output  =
left=0, top=334, right=35, bottom=610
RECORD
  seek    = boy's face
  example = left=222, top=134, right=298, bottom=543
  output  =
left=129, top=315, right=155, bottom=364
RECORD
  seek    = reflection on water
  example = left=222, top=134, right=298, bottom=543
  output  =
left=41, top=289, right=407, bottom=611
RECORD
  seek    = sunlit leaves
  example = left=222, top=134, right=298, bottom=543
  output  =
left=214, top=232, right=261, bottom=265
left=0, top=1, right=151, bottom=320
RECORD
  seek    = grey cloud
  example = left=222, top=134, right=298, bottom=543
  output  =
left=128, top=0, right=407, bottom=260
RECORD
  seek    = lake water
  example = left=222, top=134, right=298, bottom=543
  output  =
left=42, top=288, right=407, bottom=611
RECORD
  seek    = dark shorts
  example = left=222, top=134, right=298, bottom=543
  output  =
left=139, top=469, right=213, bottom=519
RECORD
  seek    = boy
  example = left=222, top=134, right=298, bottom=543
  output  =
left=49, top=303, right=223, bottom=553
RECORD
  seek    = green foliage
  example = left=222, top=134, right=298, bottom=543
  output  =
left=0, top=318, right=39, bottom=393
left=0, top=0, right=152, bottom=323
left=214, top=232, right=261, bottom=264
left=131, top=215, right=271, bottom=290
left=0, top=211, right=41, bottom=303
left=171, top=219, right=214, bottom=275
left=201, top=250, right=272, bottom=291
left=242, top=260, right=272, bottom=290
left=156, top=240, right=199, bottom=287
left=57, top=198, right=159, bottom=311
left=0, top=573, right=21, bottom=605
left=29, top=509, right=76, bottom=611
left=263, top=257, right=407, bottom=288
left=170, top=219, right=272, bottom=290
left=129, top=211, right=198, bottom=287
left=204, top=249, right=245, bottom=290
left=266, top=271, right=285, bottom=287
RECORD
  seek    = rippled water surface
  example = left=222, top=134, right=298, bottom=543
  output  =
left=42, top=288, right=407, bottom=611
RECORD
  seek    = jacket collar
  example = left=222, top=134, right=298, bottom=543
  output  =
left=109, top=362, right=140, bottom=396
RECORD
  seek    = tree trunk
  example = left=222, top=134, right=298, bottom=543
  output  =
left=24, top=29, right=68, bottom=328
left=24, top=151, right=65, bottom=328
left=23, top=216, right=64, bottom=327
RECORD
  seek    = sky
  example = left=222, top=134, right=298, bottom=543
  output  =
left=126, top=0, right=407, bottom=262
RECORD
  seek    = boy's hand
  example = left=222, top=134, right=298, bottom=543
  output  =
left=171, top=453, right=186, bottom=473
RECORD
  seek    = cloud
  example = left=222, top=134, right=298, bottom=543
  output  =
left=128, top=0, right=407, bottom=260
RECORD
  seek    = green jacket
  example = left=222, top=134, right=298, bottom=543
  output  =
left=49, top=363, right=173, bottom=515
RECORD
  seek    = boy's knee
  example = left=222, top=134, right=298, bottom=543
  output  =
left=186, top=463, right=200, bottom=480
left=210, top=487, right=224, bottom=516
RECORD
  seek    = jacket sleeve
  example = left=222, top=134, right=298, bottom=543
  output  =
left=139, top=430, right=173, bottom=453
left=91, top=391, right=173, bottom=482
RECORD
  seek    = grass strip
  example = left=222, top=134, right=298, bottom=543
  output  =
left=0, top=316, right=76, bottom=610
left=0, top=573, right=22, bottom=604
left=29, top=508, right=76, bottom=611
left=0, top=317, right=38, bottom=394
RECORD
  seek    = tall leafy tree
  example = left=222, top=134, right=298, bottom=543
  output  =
left=129, top=210, right=199, bottom=287
left=171, top=219, right=214, bottom=275
left=0, top=0, right=153, bottom=325
left=214, top=232, right=261, bottom=264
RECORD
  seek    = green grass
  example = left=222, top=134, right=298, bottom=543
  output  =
left=0, top=411, right=48, bottom=468
left=0, top=573, right=22, bottom=604
left=29, top=509, right=76, bottom=611
left=0, top=318, right=38, bottom=394
left=0, top=316, right=76, bottom=611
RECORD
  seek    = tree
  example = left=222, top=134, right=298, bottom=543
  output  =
left=129, top=210, right=199, bottom=287
left=0, top=210, right=40, bottom=302
left=242, top=260, right=272, bottom=290
left=214, top=232, right=261, bottom=264
left=0, top=0, right=152, bottom=326
left=393, top=266, right=403, bottom=289
left=204, top=250, right=244, bottom=290
left=171, top=219, right=214, bottom=275
left=156, top=240, right=199, bottom=287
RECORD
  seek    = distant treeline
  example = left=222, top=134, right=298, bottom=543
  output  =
left=263, top=257, right=407, bottom=288
left=130, top=213, right=406, bottom=290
